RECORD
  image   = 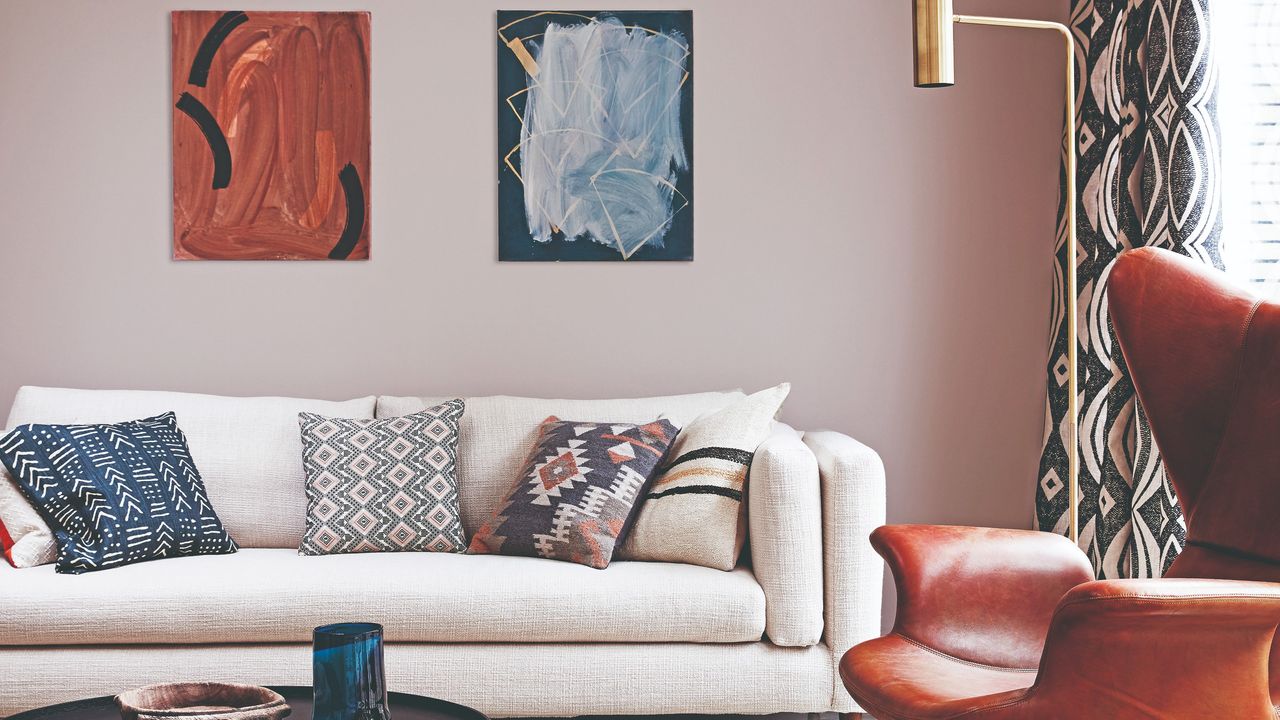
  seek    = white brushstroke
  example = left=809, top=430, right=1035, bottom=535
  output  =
left=520, top=17, right=689, bottom=257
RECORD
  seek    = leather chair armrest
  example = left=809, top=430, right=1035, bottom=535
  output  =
left=874, top=524, right=1092, bottom=669
left=1026, top=578, right=1280, bottom=717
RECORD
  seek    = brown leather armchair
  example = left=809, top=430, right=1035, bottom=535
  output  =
left=840, top=247, right=1280, bottom=719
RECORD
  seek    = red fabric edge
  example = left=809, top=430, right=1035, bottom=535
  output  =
left=0, top=516, right=17, bottom=567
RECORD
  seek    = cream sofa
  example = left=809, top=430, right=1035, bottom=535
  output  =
left=0, top=386, right=885, bottom=718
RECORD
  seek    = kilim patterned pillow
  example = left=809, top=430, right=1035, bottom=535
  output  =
left=298, top=400, right=466, bottom=555
left=619, top=384, right=790, bottom=570
left=468, top=417, right=679, bottom=569
left=0, top=412, right=239, bottom=574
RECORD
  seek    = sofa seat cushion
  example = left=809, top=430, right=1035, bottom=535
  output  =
left=0, top=548, right=766, bottom=645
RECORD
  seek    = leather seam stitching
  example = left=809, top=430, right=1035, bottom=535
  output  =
left=950, top=694, right=1035, bottom=719
left=896, top=633, right=1039, bottom=673
left=1059, top=593, right=1280, bottom=610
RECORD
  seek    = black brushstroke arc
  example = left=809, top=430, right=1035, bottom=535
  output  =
left=175, top=92, right=232, bottom=190
left=329, top=163, right=366, bottom=260
left=187, top=11, right=248, bottom=87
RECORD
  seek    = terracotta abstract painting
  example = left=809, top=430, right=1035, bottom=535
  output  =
left=172, top=11, right=370, bottom=260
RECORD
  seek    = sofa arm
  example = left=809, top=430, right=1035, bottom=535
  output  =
left=874, top=524, right=1092, bottom=669
left=802, top=431, right=885, bottom=712
left=1027, top=579, right=1280, bottom=717
left=749, top=424, right=823, bottom=646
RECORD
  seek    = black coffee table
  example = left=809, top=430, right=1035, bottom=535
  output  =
left=8, top=686, right=488, bottom=720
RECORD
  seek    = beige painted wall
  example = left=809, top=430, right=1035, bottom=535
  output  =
left=0, top=0, right=1067, bottom=625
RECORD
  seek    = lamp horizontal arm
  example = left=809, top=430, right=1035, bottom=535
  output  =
left=952, top=14, right=1070, bottom=38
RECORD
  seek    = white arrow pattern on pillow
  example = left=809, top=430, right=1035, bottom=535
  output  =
left=0, top=412, right=238, bottom=574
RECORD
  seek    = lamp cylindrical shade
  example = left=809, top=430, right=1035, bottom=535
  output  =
left=913, top=0, right=955, bottom=87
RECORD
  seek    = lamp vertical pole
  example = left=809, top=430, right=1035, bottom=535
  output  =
left=1063, top=28, right=1079, bottom=550
left=946, top=15, right=1081, bottom=547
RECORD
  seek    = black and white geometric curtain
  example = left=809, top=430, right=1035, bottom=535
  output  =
left=1036, top=0, right=1223, bottom=579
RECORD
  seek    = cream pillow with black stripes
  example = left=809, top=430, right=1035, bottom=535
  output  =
left=619, top=384, right=790, bottom=570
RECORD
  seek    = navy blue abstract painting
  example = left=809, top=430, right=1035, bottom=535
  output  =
left=498, top=11, right=694, bottom=261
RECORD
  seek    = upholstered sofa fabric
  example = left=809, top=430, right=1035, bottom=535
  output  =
left=5, top=387, right=376, bottom=548
left=0, top=642, right=835, bottom=718
left=805, top=430, right=889, bottom=714
left=0, top=386, right=884, bottom=718
left=748, top=423, right=825, bottom=646
left=0, top=548, right=766, bottom=645
left=376, top=392, right=744, bottom=534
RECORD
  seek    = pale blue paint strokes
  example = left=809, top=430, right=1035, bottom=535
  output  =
left=520, top=17, right=689, bottom=258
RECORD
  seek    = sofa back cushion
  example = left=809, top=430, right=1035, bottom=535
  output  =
left=377, top=392, right=744, bottom=536
left=5, top=387, right=376, bottom=548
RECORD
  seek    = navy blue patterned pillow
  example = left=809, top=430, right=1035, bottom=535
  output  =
left=0, top=412, right=238, bottom=574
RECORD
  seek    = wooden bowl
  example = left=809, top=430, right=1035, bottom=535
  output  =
left=116, top=683, right=291, bottom=720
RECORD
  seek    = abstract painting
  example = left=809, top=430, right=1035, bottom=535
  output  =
left=498, top=11, right=693, bottom=261
left=172, top=11, right=370, bottom=260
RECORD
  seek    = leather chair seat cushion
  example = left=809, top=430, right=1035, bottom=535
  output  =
left=0, top=548, right=766, bottom=645
left=840, top=634, right=1035, bottom=719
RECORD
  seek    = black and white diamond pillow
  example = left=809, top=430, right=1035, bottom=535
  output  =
left=298, top=400, right=466, bottom=555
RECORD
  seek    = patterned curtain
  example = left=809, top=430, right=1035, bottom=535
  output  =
left=1036, top=0, right=1223, bottom=579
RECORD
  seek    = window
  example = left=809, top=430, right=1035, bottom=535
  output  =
left=1220, top=0, right=1280, bottom=288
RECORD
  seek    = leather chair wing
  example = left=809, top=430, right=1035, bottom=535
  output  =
left=1107, top=247, right=1260, bottom=517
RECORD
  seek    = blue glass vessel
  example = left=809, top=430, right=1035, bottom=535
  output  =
left=313, top=622, right=391, bottom=720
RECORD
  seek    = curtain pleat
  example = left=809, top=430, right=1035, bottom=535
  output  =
left=1036, top=0, right=1223, bottom=579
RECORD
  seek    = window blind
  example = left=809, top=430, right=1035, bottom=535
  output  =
left=1224, top=0, right=1280, bottom=286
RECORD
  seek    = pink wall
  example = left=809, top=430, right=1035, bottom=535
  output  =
left=0, top=0, right=1067, bottom=625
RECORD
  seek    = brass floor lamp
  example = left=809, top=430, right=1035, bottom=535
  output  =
left=912, top=0, right=1080, bottom=545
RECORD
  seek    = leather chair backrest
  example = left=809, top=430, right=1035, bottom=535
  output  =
left=1109, top=247, right=1280, bottom=705
left=1109, top=248, right=1280, bottom=569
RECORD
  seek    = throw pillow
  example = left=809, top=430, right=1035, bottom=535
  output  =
left=468, top=417, right=679, bottom=569
left=0, top=463, right=55, bottom=568
left=620, top=383, right=791, bottom=570
left=298, top=400, right=467, bottom=555
left=0, top=412, right=239, bottom=574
